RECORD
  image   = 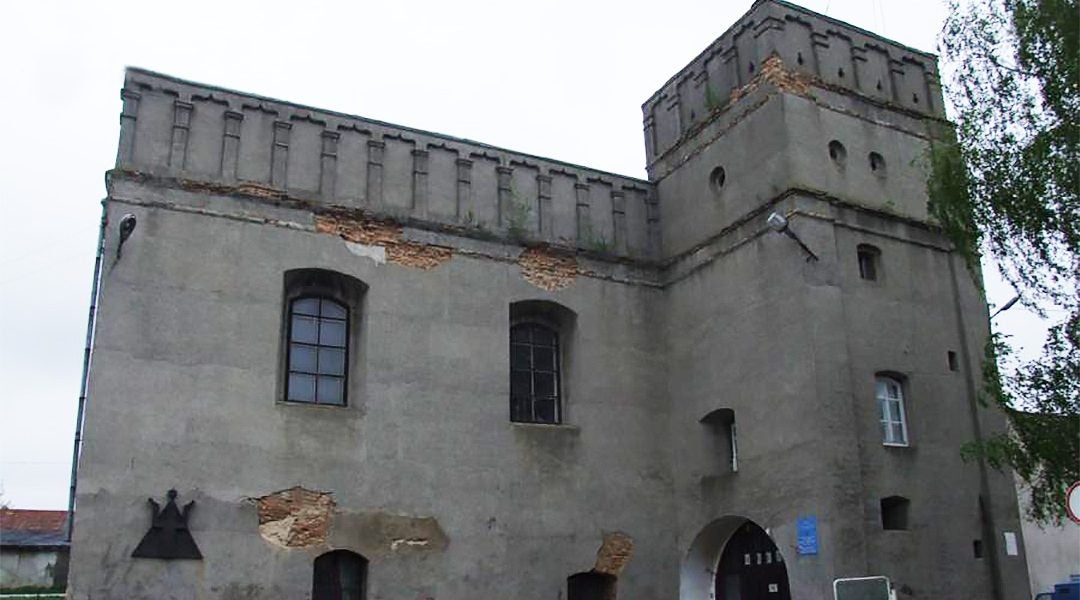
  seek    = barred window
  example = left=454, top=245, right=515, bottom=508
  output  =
left=287, top=297, right=348, bottom=405
left=510, top=322, right=561, bottom=424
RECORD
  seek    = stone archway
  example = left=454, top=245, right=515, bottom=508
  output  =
left=680, top=516, right=791, bottom=600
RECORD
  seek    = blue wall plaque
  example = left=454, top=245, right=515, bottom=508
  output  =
left=797, top=516, right=818, bottom=555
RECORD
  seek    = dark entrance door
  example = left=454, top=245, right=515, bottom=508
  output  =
left=714, top=521, right=791, bottom=600
left=568, top=571, right=616, bottom=600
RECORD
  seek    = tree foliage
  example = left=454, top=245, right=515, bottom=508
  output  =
left=931, top=0, right=1079, bottom=524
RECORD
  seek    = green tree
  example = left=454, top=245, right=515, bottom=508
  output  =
left=929, top=0, right=1079, bottom=523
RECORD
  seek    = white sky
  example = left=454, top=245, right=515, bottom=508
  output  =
left=0, top=0, right=1049, bottom=509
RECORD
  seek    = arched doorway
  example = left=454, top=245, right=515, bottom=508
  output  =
left=313, top=549, right=367, bottom=600
left=680, top=516, right=791, bottom=600
left=714, top=521, right=790, bottom=600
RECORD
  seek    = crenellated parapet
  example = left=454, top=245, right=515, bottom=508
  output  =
left=642, top=0, right=945, bottom=165
left=117, top=69, right=659, bottom=260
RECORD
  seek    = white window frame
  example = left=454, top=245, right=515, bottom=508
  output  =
left=876, top=376, right=909, bottom=446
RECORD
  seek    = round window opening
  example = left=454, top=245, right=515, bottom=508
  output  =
left=828, top=140, right=847, bottom=165
left=709, top=166, right=727, bottom=195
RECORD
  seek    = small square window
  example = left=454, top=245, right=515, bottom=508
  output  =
left=948, top=351, right=959, bottom=371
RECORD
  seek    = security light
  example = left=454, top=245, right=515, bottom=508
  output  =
left=767, top=212, right=789, bottom=232
left=766, top=211, right=818, bottom=262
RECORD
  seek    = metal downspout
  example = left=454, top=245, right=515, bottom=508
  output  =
left=66, top=195, right=109, bottom=542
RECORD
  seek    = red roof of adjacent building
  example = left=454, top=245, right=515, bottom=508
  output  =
left=0, top=508, right=69, bottom=547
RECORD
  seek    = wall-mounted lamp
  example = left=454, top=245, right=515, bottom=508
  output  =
left=990, top=294, right=1021, bottom=320
left=117, top=213, right=137, bottom=260
left=766, top=212, right=818, bottom=262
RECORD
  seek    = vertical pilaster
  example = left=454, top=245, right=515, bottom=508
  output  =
left=646, top=190, right=661, bottom=256
left=575, top=182, right=591, bottom=245
left=365, top=140, right=384, bottom=206
left=271, top=121, right=291, bottom=188
left=117, top=89, right=141, bottom=166
left=537, top=174, right=553, bottom=238
left=412, top=149, right=429, bottom=213
left=496, top=166, right=513, bottom=227
left=455, top=158, right=472, bottom=220
left=221, top=111, right=242, bottom=181
left=612, top=189, right=627, bottom=255
left=168, top=101, right=193, bottom=171
left=643, top=114, right=657, bottom=165
left=319, top=131, right=339, bottom=198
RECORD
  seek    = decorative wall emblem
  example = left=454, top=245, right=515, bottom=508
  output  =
left=131, top=489, right=202, bottom=559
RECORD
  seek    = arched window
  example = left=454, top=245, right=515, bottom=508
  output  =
left=281, top=269, right=366, bottom=407
left=312, top=550, right=366, bottom=600
left=510, top=322, right=561, bottom=424
left=875, top=376, right=909, bottom=446
left=287, top=297, right=348, bottom=405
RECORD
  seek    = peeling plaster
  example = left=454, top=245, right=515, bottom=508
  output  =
left=344, top=241, right=387, bottom=265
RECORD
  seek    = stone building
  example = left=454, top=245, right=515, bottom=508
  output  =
left=68, top=1, right=1032, bottom=598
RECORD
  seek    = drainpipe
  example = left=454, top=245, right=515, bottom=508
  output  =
left=66, top=195, right=109, bottom=542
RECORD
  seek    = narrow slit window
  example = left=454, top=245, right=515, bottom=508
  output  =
left=857, top=244, right=881, bottom=281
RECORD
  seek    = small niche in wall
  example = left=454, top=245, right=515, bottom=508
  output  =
left=869, top=152, right=887, bottom=176
left=881, top=496, right=910, bottom=530
left=947, top=351, right=959, bottom=371
left=828, top=140, right=847, bottom=166
left=709, top=166, right=727, bottom=196
left=972, top=539, right=984, bottom=558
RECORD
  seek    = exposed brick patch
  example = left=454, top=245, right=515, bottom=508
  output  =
left=759, top=54, right=812, bottom=95
left=518, top=246, right=578, bottom=290
left=256, top=487, right=335, bottom=548
left=315, top=211, right=452, bottom=270
left=728, top=54, right=812, bottom=107
left=233, top=181, right=288, bottom=200
left=593, top=532, right=634, bottom=575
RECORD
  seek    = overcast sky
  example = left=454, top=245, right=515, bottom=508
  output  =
left=0, top=0, right=1048, bottom=509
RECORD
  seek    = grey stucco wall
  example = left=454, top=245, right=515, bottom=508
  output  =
left=69, top=1, right=1032, bottom=598
left=70, top=180, right=673, bottom=599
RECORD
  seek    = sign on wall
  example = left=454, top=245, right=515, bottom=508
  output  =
left=1067, top=481, right=1080, bottom=524
left=796, top=516, right=818, bottom=555
left=834, top=576, right=891, bottom=600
